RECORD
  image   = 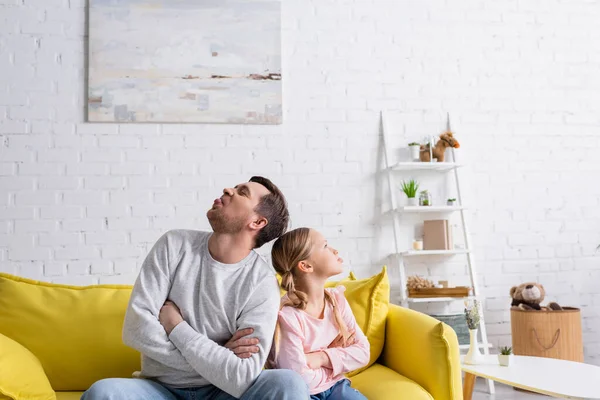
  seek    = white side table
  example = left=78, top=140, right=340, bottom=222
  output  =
left=461, top=355, right=600, bottom=399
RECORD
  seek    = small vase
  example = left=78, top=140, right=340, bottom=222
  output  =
left=407, top=197, right=418, bottom=206
left=409, top=145, right=420, bottom=161
left=464, top=328, right=483, bottom=365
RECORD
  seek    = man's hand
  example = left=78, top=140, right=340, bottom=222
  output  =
left=328, top=331, right=356, bottom=349
left=159, top=301, right=184, bottom=335
left=305, top=351, right=331, bottom=369
left=224, top=328, right=260, bottom=359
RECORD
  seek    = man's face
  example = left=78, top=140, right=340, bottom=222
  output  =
left=207, top=181, right=270, bottom=234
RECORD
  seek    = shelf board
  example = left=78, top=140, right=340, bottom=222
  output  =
left=400, top=249, right=470, bottom=256
left=407, top=295, right=476, bottom=303
left=396, top=206, right=464, bottom=213
left=391, top=162, right=463, bottom=171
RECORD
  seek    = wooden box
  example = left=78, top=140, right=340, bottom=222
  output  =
left=407, top=287, right=471, bottom=298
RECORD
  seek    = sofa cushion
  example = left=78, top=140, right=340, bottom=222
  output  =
left=350, top=363, right=433, bottom=400
left=0, top=273, right=140, bottom=391
left=55, top=393, right=84, bottom=400
left=0, top=333, right=56, bottom=400
left=334, top=266, right=389, bottom=376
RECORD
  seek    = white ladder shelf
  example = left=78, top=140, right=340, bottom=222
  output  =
left=380, top=111, right=495, bottom=394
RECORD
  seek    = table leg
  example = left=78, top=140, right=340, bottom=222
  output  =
left=463, top=373, right=476, bottom=400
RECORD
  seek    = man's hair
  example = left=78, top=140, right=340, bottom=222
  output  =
left=249, top=176, right=289, bottom=248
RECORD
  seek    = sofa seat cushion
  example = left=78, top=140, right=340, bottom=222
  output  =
left=350, top=363, right=433, bottom=400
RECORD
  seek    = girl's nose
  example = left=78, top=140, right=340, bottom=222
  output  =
left=332, top=248, right=338, bottom=255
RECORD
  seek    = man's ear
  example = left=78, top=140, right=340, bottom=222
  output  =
left=249, top=216, right=268, bottom=231
left=297, top=261, right=313, bottom=273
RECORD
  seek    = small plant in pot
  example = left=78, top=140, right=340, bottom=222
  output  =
left=447, top=198, right=457, bottom=206
left=401, top=180, right=419, bottom=206
left=498, top=346, right=513, bottom=367
left=408, top=142, right=421, bottom=161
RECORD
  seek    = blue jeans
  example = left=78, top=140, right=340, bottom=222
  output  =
left=81, top=370, right=309, bottom=400
left=310, top=379, right=366, bottom=400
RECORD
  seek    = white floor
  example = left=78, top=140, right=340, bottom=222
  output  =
left=473, top=381, right=549, bottom=399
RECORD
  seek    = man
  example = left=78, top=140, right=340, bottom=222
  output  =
left=83, top=176, right=308, bottom=400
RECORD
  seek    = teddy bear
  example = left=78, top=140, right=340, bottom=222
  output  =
left=510, top=282, right=563, bottom=311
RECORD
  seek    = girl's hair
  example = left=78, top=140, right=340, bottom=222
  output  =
left=270, top=227, right=350, bottom=362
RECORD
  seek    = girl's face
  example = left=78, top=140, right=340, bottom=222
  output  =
left=306, top=229, right=344, bottom=278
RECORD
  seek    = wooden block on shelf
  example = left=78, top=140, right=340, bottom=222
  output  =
left=408, top=287, right=471, bottom=298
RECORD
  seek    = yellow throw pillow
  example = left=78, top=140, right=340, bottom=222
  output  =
left=0, top=274, right=140, bottom=391
left=0, top=333, right=56, bottom=400
left=332, top=266, right=390, bottom=376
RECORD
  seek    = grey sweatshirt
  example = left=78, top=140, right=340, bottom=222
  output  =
left=122, top=229, right=281, bottom=398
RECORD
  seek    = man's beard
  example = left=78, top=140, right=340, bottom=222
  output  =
left=207, top=210, right=247, bottom=234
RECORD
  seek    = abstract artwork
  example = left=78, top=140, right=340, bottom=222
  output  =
left=88, top=0, right=282, bottom=124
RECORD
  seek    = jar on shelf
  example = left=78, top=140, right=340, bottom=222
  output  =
left=419, top=190, right=432, bottom=206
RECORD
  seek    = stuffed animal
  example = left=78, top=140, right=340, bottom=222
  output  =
left=419, top=132, right=460, bottom=162
left=510, top=282, right=563, bottom=311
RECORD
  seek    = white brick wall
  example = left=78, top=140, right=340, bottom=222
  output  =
left=1, top=0, right=599, bottom=364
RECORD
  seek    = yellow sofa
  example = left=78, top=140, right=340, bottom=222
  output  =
left=0, top=271, right=462, bottom=400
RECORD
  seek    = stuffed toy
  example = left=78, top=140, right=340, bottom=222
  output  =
left=510, top=282, right=563, bottom=311
left=419, top=132, right=460, bottom=162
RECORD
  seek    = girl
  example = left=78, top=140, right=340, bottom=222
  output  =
left=268, top=228, right=369, bottom=400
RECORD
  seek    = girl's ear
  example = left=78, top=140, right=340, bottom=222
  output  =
left=249, top=216, right=268, bottom=232
left=296, top=261, right=313, bottom=273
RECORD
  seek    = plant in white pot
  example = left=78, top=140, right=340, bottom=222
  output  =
left=447, top=198, right=457, bottom=206
left=408, top=142, right=421, bottom=161
left=401, top=180, right=419, bottom=206
left=498, top=346, right=514, bottom=366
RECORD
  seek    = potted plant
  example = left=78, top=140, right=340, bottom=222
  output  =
left=419, top=190, right=432, bottom=206
left=401, top=180, right=419, bottom=206
left=498, top=346, right=514, bottom=366
left=447, top=198, right=457, bottom=206
left=408, top=142, right=420, bottom=161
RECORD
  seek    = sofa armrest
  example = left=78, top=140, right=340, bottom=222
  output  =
left=381, top=304, right=462, bottom=400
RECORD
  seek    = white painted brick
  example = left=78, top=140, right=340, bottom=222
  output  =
left=82, top=150, right=122, bottom=163
left=126, top=149, right=168, bottom=162
left=56, top=246, right=99, bottom=260
left=19, top=163, right=64, bottom=175
left=76, top=124, right=118, bottom=135
left=143, top=136, right=184, bottom=148
left=91, top=260, right=113, bottom=275
left=0, top=177, right=35, bottom=190
left=109, top=190, right=152, bottom=205
left=38, top=176, right=80, bottom=190
left=85, top=232, right=128, bottom=245
left=99, top=135, right=140, bottom=148
left=0, top=120, right=28, bottom=134
left=130, top=230, right=163, bottom=244
left=132, top=205, right=174, bottom=217
left=198, top=162, right=240, bottom=175
left=15, top=191, right=57, bottom=205
left=110, top=163, right=152, bottom=175
left=107, top=217, right=149, bottom=230
left=128, top=176, right=169, bottom=189
left=86, top=205, right=128, bottom=218
left=51, top=275, right=99, bottom=285
left=39, top=232, right=80, bottom=246
left=84, top=177, right=126, bottom=190
left=101, top=245, right=142, bottom=259
left=169, top=176, right=210, bottom=188
left=67, top=163, right=108, bottom=175
left=63, top=191, right=106, bottom=205
left=154, top=191, right=196, bottom=205
left=0, top=149, right=35, bottom=162
left=0, top=233, right=34, bottom=247
left=98, top=273, right=137, bottom=285
left=44, top=261, right=66, bottom=276
left=40, top=206, right=83, bottom=219
left=9, top=247, right=50, bottom=261
left=67, top=260, right=91, bottom=275
left=54, top=135, right=96, bottom=148
left=282, top=162, right=321, bottom=174
left=114, top=259, right=137, bottom=274
left=156, top=163, right=196, bottom=175
left=61, top=218, right=104, bottom=231
left=14, top=219, right=56, bottom=233
left=38, top=149, right=79, bottom=163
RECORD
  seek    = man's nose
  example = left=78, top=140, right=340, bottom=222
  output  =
left=223, top=188, right=234, bottom=196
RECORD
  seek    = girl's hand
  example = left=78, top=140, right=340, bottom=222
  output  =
left=328, top=331, right=356, bottom=348
left=305, top=351, right=330, bottom=369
